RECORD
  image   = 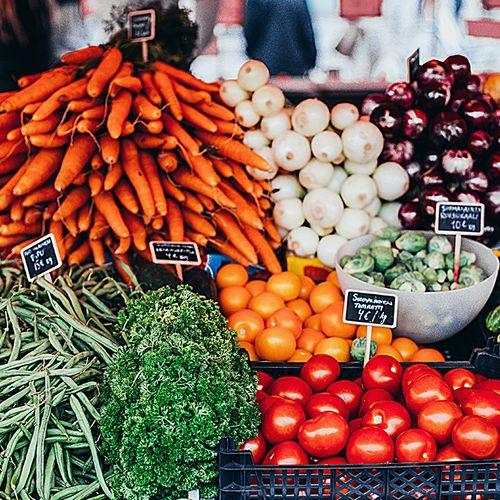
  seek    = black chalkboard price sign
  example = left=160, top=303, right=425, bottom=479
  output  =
left=21, top=234, right=62, bottom=282
left=343, top=289, right=398, bottom=328
left=435, top=202, right=485, bottom=236
left=149, top=241, right=201, bottom=265
left=407, top=48, right=420, bottom=82
left=128, top=9, right=156, bottom=42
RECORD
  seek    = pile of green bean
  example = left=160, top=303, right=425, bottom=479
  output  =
left=0, top=263, right=138, bottom=500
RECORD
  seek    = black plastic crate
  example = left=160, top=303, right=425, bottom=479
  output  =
left=219, top=359, right=500, bottom=500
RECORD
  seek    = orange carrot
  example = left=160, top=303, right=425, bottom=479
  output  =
left=0, top=155, right=25, bottom=175
left=0, top=221, right=41, bottom=236
left=259, top=197, right=271, bottom=210
left=10, top=197, right=24, bottom=222
left=22, top=185, right=59, bottom=207
left=210, top=158, right=233, bottom=178
left=263, top=217, right=281, bottom=243
left=0, top=235, right=26, bottom=248
left=0, top=112, right=20, bottom=130
left=185, top=230, right=208, bottom=247
left=77, top=203, right=93, bottom=232
left=0, top=163, right=27, bottom=209
left=94, top=191, right=129, bottom=238
left=104, top=162, right=123, bottom=190
left=180, top=149, right=220, bottom=187
left=54, top=134, right=96, bottom=191
left=122, top=210, right=147, bottom=251
left=198, top=101, right=234, bottom=122
left=253, top=181, right=264, bottom=198
left=72, top=172, right=87, bottom=186
left=134, top=133, right=177, bottom=150
left=6, top=127, right=23, bottom=142
left=121, top=140, right=155, bottom=218
left=209, top=237, right=252, bottom=267
left=43, top=201, right=58, bottom=220
left=100, top=134, right=120, bottom=164
left=62, top=210, right=78, bottom=236
left=23, top=207, right=41, bottom=224
left=76, top=118, right=100, bottom=134
left=133, top=94, right=161, bottom=121
left=88, top=237, right=105, bottom=265
left=114, top=236, right=131, bottom=255
left=162, top=115, right=199, bottom=154
left=140, top=151, right=167, bottom=216
left=90, top=211, right=109, bottom=240
left=108, top=62, right=134, bottom=97
left=121, top=121, right=134, bottom=137
left=112, top=76, right=142, bottom=94
left=230, top=163, right=254, bottom=193
left=61, top=45, right=104, bottom=65
left=139, top=71, right=162, bottom=105
left=212, top=119, right=244, bottom=137
left=180, top=102, right=217, bottom=132
left=183, top=210, right=216, bottom=237
left=21, top=102, right=42, bottom=115
left=87, top=47, right=122, bottom=98
left=68, top=97, right=102, bottom=113
left=114, top=179, right=140, bottom=214
left=153, top=70, right=182, bottom=121
left=49, top=219, right=66, bottom=261
left=244, top=224, right=282, bottom=273
left=218, top=181, right=263, bottom=229
left=64, top=234, right=76, bottom=253
left=21, top=112, right=62, bottom=136
left=183, top=191, right=204, bottom=214
left=90, top=153, right=103, bottom=171
left=107, top=90, right=133, bottom=139
left=68, top=240, right=91, bottom=265
left=11, top=237, right=38, bottom=254
left=82, top=105, right=105, bottom=120
left=161, top=176, right=185, bottom=202
left=17, top=74, right=41, bottom=89
left=153, top=61, right=219, bottom=92
left=166, top=198, right=184, bottom=241
left=142, top=120, right=164, bottom=135
left=197, top=193, right=215, bottom=211
left=157, top=151, right=178, bottom=173
left=29, top=134, right=68, bottom=149
left=53, top=186, right=90, bottom=221
left=56, top=115, right=78, bottom=136
left=0, top=214, right=10, bottom=225
left=151, top=216, right=164, bottom=230
left=172, top=80, right=210, bottom=104
left=0, top=140, right=28, bottom=159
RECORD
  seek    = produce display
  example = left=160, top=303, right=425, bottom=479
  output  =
left=340, top=228, right=487, bottom=291
left=364, top=54, right=499, bottom=246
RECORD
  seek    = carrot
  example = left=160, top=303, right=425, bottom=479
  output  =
left=89, top=237, right=105, bottom=265
left=212, top=119, right=244, bottom=137
left=22, top=185, right=58, bottom=207
left=183, top=191, right=204, bottom=214
left=104, top=162, right=123, bottom=191
left=6, top=127, right=23, bottom=142
left=0, top=214, right=10, bottom=225
left=43, top=201, right=58, bottom=221
left=121, top=140, right=155, bottom=218
left=21, top=102, right=42, bottom=115
left=172, top=80, right=210, bottom=104
left=90, top=153, right=103, bottom=171
left=122, top=210, right=147, bottom=251
left=142, top=120, right=164, bottom=135
left=166, top=198, right=184, bottom=241
left=82, top=105, right=105, bottom=120
left=180, top=101, right=217, bottom=132
left=153, top=61, right=219, bottom=92
left=114, top=236, right=131, bottom=255
left=64, top=234, right=76, bottom=253
left=181, top=149, right=220, bottom=187
left=99, top=134, right=120, bottom=164
left=62, top=210, right=78, bottom=236
left=76, top=119, right=100, bottom=134
left=212, top=211, right=258, bottom=264
left=185, top=230, right=208, bottom=247
left=209, top=237, right=252, bottom=267
left=198, top=101, right=234, bottom=122
left=29, top=134, right=69, bottom=149
left=263, top=218, right=281, bottom=243
left=0, top=221, right=41, bottom=236
left=68, top=240, right=91, bottom=265
left=244, top=224, right=282, bottom=273
left=112, top=76, right=142, bottom=94
left=0, top=235, right=26, bottom=248
left=77, top=203, right=93, bottom=232
left=56, top=115, right=78, bottom=136
left=108, top=62, right=134, bottom=97
left=72, top=172, right=87, bottom=186
left=162, top=115, right=199, bottom=154
left=259, top=197, right=271, bottom=210
left=155, top=152, right=178, bottom=174
left=153, top=71, right=182, bottom=121
left=151, top=216, right=163, bottom=231
left=139, top=71, right=162, bottom=105
left=21, top=112, right=62, bottom=136
left=230, top=163, right=254, bottom=193
left=0, top=155, right=25, bottom=175
left=133, top=94, right=161, bottom=121
left=94, top=191, right=129, bottom=238
left=107, top=90, right=133, bottom=139
left=68, top=97, right=102, bottom=113
left=161, top=176, right=185, bottom=202
left=140, top=151, right=167, bottom=216
left=53, top=186, right=90, bottom=221
left=61, top=45, right=104, bottom=65
left=23, top=207, right=41, bottom=224
left=90, top=211, right=109, bottom=240
left=121, top=121, right=135, bottom=137
left=134, top=132, right=176, bottom=150
left=0, top=140, right=28, bottom=159
left=54, top=134, right=96, bottom=191
left=48, top=220, right=66, bottom=260
left=0, top=112, right=20, bottom=130
left=87, top=47, right=122, bottom=98
left=10, top=197, right=24, bottom=222
left=114, top=179, right=140, bottom=214
left=253, top=181, right=264, bottom=198
left=218, top=181, right=263, bottom=229
left=0, top=91, right=16, bottom=103
left=0, top=163, right=27, bottom=210
left=11, top=237, right=38, bottom=255
left=197, top=193, right=215, bottom=211
left=17, top=74, right=41, bottom=89
left=183, top=210, right=216, bottom=237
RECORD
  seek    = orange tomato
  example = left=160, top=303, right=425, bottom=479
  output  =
left=356, top=326, right=393, bottom=345
left=314, top=337, right=351, bottom=362
left=391, top=337, right=419, bottom=361
left=266, top=271, right=301, bottom=301
left=309, top=282, right=343, bottom=314
left=228, top=309, right=265, bottom=343
left=266, top=307, right=303, bottom=339
left=297, top=328, right=326, bottom=353
left=326, top=271, right=339, bottom=287
left=288, top=349, right=312, bottom=362
left=245, top=279, right=267, bottom=297
left=320, top=302, right=356, bottom=339
left=304, top=314, right=321, bottom=330
left=255, top=327, right=296, bottom=361
left=238, top=341, right=258, bottom=361
left=248, top=291, right=285, bottom=319
left=286, top=298, right=313, bottom=322
left=410, top=348, right=446, bottom=363
left=216, top=263, right=248, bottom=288
left=218, top=286, right=251, bottom=316
left=299, top=275, right=315, bottom=300
left=374, top=344, right=404, bottom=362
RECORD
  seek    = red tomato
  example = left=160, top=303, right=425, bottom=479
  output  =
left=240, top=431, right=267, bottom=464
left=405, top=374, right=453, bottom=415
left=298, top=411, right=349, bottom=458
left=443, top=368, right=477, bottom=391
left=358, top=388, right=394, bottom=418
left=346, top=427, right=394, bottom=464
left=395, top=429, right=437, bottom=462
left=261, top=399, right=306, bottom=445
left=402, top=364, right=442, bottom=393
left=300, top=354, right=341, bottom=393
left=461, top=389, right=500, bottom=428
left=327, top=380, right=364, bottom=418
left=362, top=401, right=411, bottom=438
left=453, top=387, right=478, bottom=406
left=259, top=395, right=285, bottom=414
left=304, top=392, right=349, bottom=420
left=452, top=415, right=499, bottom=459
left=417, top=400, right=463, bottom=445
left=257, top=372, right=274, bottom=392
left=435, top=443, right=469, bottom=462
left=476, top=374, right=487, bottom=383
left=263, top=440, right=308, bottom=465
left=268, top=376, right=313, bottom=406
left=314, top=456, right=348, bottom=495
left=362, top=355, right=403, bottom=396
left=476, top=379, right=500, bottom=396
left=256, top=390, right=268, bottom=403
left=349, top=418, right=363, bottom=433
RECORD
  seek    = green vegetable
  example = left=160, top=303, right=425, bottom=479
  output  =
left=340, top=255, right=352, bottom=267
left=436, top=270, right=447, bottom=284
left=389, top=272, right=426, bottom=292
left=445, top=251, right=477, bottom=270
left=424, top=251, right=445, bottom=270
left=458, top=265, right=487, bottom=287
left=100, top=286, right=259, bottom=500
left=350, top=336, right=377, bottom=362
left=384, top=264, right=407, bottom=285
left=370, top=239, right=391, bottom=250
left=372, top=247, right=394, bottom=272
left=486, top=305, right=500, bottom=334
left=352, top=273, right=375, bottom=284
left=395, top=232, right=427, bottom=253
left=428, top=235, right=452, bottom=254
left=397, top=250, right=415, bottom=265
left=423, top=268, right=438, bottom=286
left=375, top=227, right=401, bottom=243
left=344, top=255, right=375, bottom=274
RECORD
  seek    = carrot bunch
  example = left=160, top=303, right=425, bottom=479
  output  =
left=0, top=45, right=282, bottom=272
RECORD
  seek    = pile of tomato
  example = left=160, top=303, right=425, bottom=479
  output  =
left=241, top=355, right=500, bottom=468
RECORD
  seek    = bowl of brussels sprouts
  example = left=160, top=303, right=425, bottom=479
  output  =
left=334, top=228, right=499, bottom=343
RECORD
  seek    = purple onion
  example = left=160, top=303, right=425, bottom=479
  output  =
left=361, top=93, right=386, bottom=115
left=481, top=93, right=496, bottom=110
left=485, top=151, right=500, bottom=183
left=493, top=128, right=500, bottom=150
left=441, top=149, right=474, bottom=178
left=492, top=108, right=500, bottom=129
left=461, top=170, right=489, bottom=193
left=462, top=99, right=493, bottom=130
left=467, top=130, right=493, bottom=156
left=450, top=88, right=478, bottom=113
left=484, top=185, right=500, bottom=219
left=381, top=140, right=414, bottom=165
left=455, top=191, right=482, bottom=204
left=444, top=55, right=471, bottom=85
left=399, top=202, right=426, bottom=229
left=422, top=151, right=441, bottom=170
left=385, top=82, right=416, bottom=110
left=429, top=111, right=468, bottom=147
left=404, top=161, right=423, bottom=181
left=369, top=103, right=403, bottom=139
left=403, top=108, right=428, bottom=139
left=419, top=82, right=451, bottom=110
left=420, top=187, right=454, bottom=217
left=421, top=170, right=446, bottom=188
left=464, top=75, right=481, bottom=93
left=416, top=60, right=454, bottom=87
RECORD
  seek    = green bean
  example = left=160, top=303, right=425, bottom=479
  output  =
left=4, top=461, right=13, bottom=495
left=7, top=301, right=21, bottom=363
left=82, top=288, right=114, bottom=316
left=48, top=329, right=67, bottom=354
left=36, top=373, right=52, bottom=499
left=63, top=448, right=73, bottom=484
left=55, top=325, right=79, bottom=355
left=59, top=278, right=86, bottom=323
left=53, top=442, right=69, bottom=487
left=0, top=326, right=8, bottom=350
left=43, top=445, right=56, bottom=499
left=52, top=484, right=89, bottom=500
left=0, top=386, right=30, bottom=411
left=72, top=477, right=106, bottom=500
left=0, top=427, right=24, bottom=485
left=20, top=490, right=33, bottom=500
left=61, top=377, right=100, bottom=421
left=37, top=279, right=82, bottom=321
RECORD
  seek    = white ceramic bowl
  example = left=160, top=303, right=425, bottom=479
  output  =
left=334, top=231, right=499, bottom=343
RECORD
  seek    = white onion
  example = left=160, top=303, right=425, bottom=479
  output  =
left=317, top=234, right=348, bottom=268
left=273, top=198, right=304, bottom=230
left=251, top=85, right=285, bottom=117
left=332, top=153, right=346, bottom=165
left=303, top=188, right=344, bottom=228
left=364, top=196, right=382, bottom=217
left=335, top=208, right=370, bottom=239
left=260, top=111, right=291, bottom=140
left=291, top=98, right=330, bottom=137
left=340, top=174, right=378, bottom=209
left=235, top=100, right=260, bottom=128
left=341, top=121, right=384, bottom=163
left=378, top=202, right=402, bottom=228
left=243, top=130, right=269, bottom=150
left=246, top=146, right=278, bottom=180
left=311, top=131, right=343, bottom=162
left=372, top=162, right=410, bottom=201
left=287, top=227, right=319, bottom=257
left=219, top=80, right=249, bottom=107
left=272, top=131, right=311, bottom=171
left=330, top=102, right=359, bottom=130
left=237, top=60, right=270, bottom=91
left=298, top=159, right=334, bottom=190
left=270, top=175, right=305, bottom=202
left=327, top=167, right=348, bottom=193
left=370, top=217, right=388, bottom=234
left=343, top=159, right=378, bottom=176
left=277, top=225, right=289, bottom=239
left=310, top=225, right=334, bottom=236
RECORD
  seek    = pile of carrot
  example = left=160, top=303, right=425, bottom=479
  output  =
left=0, top=45, right=282, bottom=273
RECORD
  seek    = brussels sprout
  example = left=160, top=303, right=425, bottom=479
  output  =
left=370, top=239, right=392, bottom=250
left=428, top=283, right=442, bottom=292
left=416, top=250, right=427, bottom=259
left=376, top=226, right=401, bottom=243
left=350, top=336, right=377, bottom=362
left=447, top=269, right=454, bottom=282
left=397, top=250, right=414, bottom=265
left=340, top=255, right=352, bottom=267
left=445, top=251, right=477, bottom=270
left=436, top=270, right=447, bottom=284
left=428, top=235, right=452, bottom=254
left=359, top=247, right=372, bottom=257
left=441, top=282, right=450, bottom=291
left=371, top=272, right=386, bottom=287
left=384, top=264, right=406, bottom=285
left=423, top=268, right=437, bottom=286
left=411, top=258, right=427, bottom=274
left=458, top=265, right=486, bottom=287
left=390, top=272, right=426, bottom=292
left=395, top=232, right=427, bottom=253
left=344, top=255, right=375, bottom=274
left=352, top=273, right=375, bottom=284
left=424, top=251, right=445, bottom=270
left=450, top=282, right=467, bottom=290
left=372, top=247, right=395, bottom=272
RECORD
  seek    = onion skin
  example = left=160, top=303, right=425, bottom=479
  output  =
left=461, top=170, right=489, bottom=194
left=420, top=187, right=453, bottom=217
left=485, top=186, right=500, bottom=219
left=399, top=202, right=426, bottom=229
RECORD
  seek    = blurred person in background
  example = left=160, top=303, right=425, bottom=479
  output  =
left=243, top=0, right=316, bottom=76
left=52, top=0, right=88, bottom=58
left=0, top=0, right=53, bottom=90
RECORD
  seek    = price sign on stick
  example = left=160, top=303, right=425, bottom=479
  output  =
left=435, top=202, right=485, bottom=283
left=149, top=241, right=201, bottom=280
left=21, top=234, right=62, bottom=282
left=128, top=9, right=156, bottom=62
left=343, top=290, right=398, bottom=366
left=407, top=48, right=420, bottom=82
